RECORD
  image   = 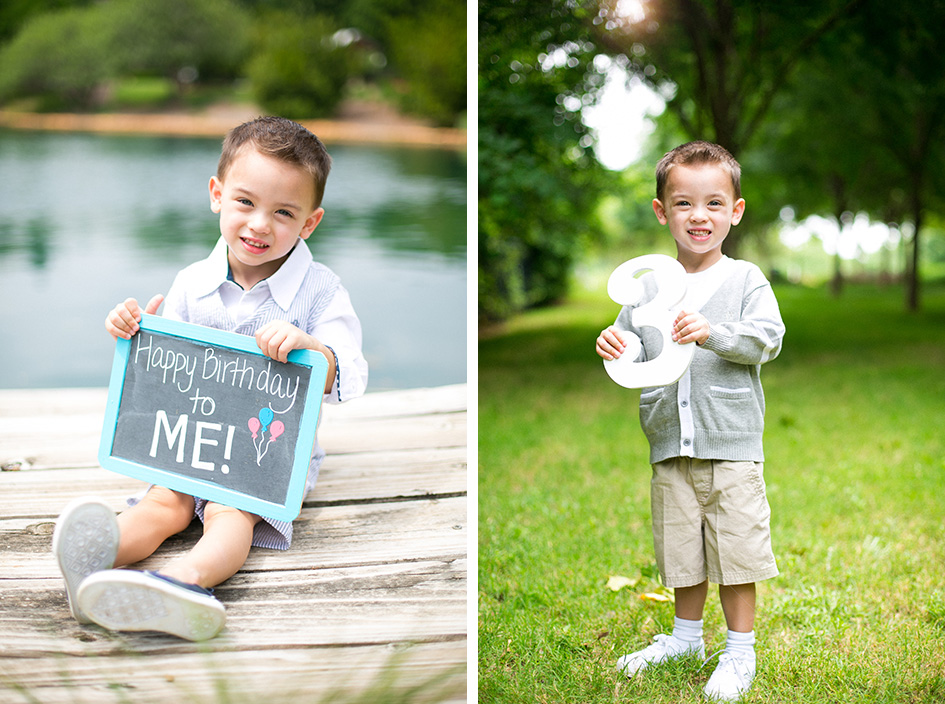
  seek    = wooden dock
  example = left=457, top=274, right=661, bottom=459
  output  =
left=0, top=384, right=467, bottom=704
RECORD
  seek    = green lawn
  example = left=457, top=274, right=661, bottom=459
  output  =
left=478, top=282, right=945, bottom=703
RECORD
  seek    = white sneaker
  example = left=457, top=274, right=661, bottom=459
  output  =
left=77, top=569, right=225, bottom=641
left=52, top=497, right=120, bottom=623
left=703, top=651, right=756, bottom=701
left=617, top=634, right=706, bottom=677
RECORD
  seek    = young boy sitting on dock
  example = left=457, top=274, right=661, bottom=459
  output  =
left=52, top=116, right=368, bottom=641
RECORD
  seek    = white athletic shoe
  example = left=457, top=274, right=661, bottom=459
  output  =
left=617, top=634, right=706, bottom=677
left=52, top=497, right=120, bottom=623
left=703, top=651, right=756, bottom=701
left=77, top=569, right=225, bottom=641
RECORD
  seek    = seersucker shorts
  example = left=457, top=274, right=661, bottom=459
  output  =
left=650, top=457, right=779, bottom=588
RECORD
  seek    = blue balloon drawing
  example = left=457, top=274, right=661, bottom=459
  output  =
left=258, top=407, right=274, bottom=432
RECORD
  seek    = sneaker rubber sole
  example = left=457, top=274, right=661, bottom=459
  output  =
left=77, top=569, right=226, bottom=641
left=52, top=497, right=120, bottom=624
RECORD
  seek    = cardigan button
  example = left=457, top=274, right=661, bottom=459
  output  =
left=683, top=439, right=692, bottom=447
left=680, top=400, right=688, bottom=407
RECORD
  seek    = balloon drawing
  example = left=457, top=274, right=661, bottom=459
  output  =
left=258, top=407, right=274, bottom=432
left=249, top=408, right=287, bottom=465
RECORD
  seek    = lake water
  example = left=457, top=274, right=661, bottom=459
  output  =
left=0, top=131, right=466, bottom=390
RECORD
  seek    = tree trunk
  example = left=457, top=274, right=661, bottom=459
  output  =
left=906, top=211, right=921, bottom=312
left=830, top=252, right=844, bottom=297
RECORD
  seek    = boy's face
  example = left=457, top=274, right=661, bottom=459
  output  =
left=209, top=147, right=324, bottom=286
left=652, top=163, right=745, bottom=271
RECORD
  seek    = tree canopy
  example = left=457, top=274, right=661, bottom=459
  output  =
left=0, top=0, right=466, bottom=126
left=479, top=0, right=945, bottom=320
left=479, top=0, right=612, bottom=321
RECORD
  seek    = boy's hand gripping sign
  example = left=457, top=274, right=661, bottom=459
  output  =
left=99, top=315, right=328, bottom=521
left=603, top=254, right=695, bottom=389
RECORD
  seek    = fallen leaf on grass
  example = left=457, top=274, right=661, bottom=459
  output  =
left=639, top=586, right=675, bottom=603
left=639, top=592, right=671, bottom=602
left=607, top=575, right=641, bottom=592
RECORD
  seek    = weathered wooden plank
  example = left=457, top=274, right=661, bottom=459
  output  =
left=313, top=446, right=467, bottom=502
left=0, top=412, right=103, bottom=470
left=0, top=384, right=469, bottom=702
left=0, top=390, right=466, bottom=469
left=0, top=411, right=467, bottom=470
left=320, top=411, right=467, bottom=455
left=0, top=384, right=465, bottom=421
left=0, top=641, right=467, bottom=704
left=1, top=447, right=466, bottom=518
left=323, top=384, right=467, bottom=420
left=0, top=389, right=104, bottom=471
left=0, top=559, right=466, bottom=656
left=0, top=387, right=106, bottom=418
left=1, top=496, right=466, bottom=577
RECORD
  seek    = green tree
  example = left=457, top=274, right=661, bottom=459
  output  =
left=758, top=30, right=878, bottom=295
left=246, top=10, right=361, bottom=119
left=333, top=0, right=415, bottom=44
left=0, top=0, right=95, bottom=43
left=238, top=0, right=467, bottom=126
left=385, top=0, right=466, bottom=126
left=0, top=0, right=250, bottom=108
left=850, top=0, right=945, bottom=311
left=0, top=6, right=110, bottom=109
left=760, top=0, right=945, bottom=310
left=479, top=0, right=611, bottom=321
left=105, top=0, right=250, bottom=87
left=593, top=0, right=868, bottom=256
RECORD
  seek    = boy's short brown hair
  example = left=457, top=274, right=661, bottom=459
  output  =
left=218, top=116, right=332, bottom=209
left=655, top=141, right=741, bottom=203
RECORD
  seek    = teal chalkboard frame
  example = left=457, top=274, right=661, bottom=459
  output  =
left=99, top=314, right=329, bottom=522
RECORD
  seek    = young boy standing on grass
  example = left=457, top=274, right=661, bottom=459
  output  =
left=51, top=116, right=368, bottom=641
left=595, top=141, right=785, bottom=701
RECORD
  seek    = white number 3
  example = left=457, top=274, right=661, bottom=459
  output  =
left=603, top=254, right=695, bottom=389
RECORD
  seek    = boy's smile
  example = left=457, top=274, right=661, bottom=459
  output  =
left=687, top=227, right=712, bottom=242
left=239, top=234, right=270, bottom=255
left=652, top=163, right=745, bottom=272
left=209, top=147, right=324, bottom=290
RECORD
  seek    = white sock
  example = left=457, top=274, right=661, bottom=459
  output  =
left=672, top=616, right=704, bottom=645
left=724, top=629, right=755, bottom=658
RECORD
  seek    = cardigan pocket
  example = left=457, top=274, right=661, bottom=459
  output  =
left=706, top=385, right=762, bottom=434
left=709, top=385, right=752, bottom=400
left=638, top=387, right=671, bottom=438
left=639, top=388, right=663, bottom=404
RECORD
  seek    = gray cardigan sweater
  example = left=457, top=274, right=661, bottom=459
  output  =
left=615, top=257, right=785, bottom=463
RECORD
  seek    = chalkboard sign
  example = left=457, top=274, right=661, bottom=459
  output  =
left=99, top=314, right=329, bottom=522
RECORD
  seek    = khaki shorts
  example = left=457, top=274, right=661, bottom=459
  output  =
left=651, top=458, right=778, bottom=588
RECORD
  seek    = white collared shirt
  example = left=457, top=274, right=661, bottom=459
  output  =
left=163, top=237, right=368, bottom=404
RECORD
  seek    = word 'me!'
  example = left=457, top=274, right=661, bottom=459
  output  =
left=150, top=411, right=238, bottom=474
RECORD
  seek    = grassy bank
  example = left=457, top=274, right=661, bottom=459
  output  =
left=478, top=282, right=945, bottom=703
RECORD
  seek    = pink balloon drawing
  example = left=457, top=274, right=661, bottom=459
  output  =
left=249, top=408, right=289, bottom=466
